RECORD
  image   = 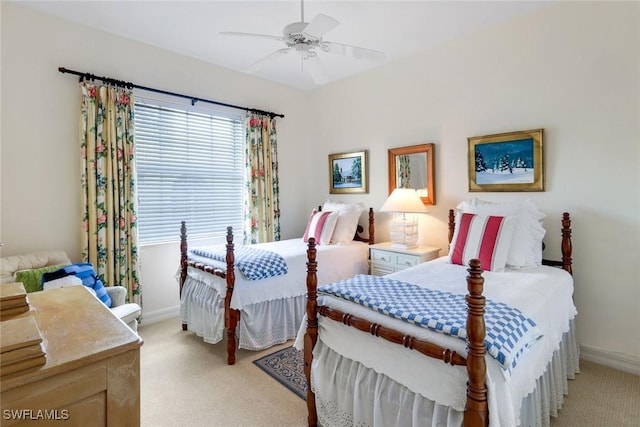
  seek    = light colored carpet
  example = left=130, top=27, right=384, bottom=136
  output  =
left=139, top=318, right=307, bottom=427
left=550, top=359, right=639, bottom=427
left=139, top=318, right=639, bottom=427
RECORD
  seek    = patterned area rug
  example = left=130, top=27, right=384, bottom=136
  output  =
left=253, top=346, right=306, bottom=400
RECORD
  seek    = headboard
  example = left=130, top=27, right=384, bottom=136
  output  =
left=447, top=209, right=573, bottom=275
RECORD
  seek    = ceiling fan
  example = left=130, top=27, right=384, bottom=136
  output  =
left=221, top=0, right=386, bottom=82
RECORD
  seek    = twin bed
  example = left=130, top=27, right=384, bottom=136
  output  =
left=178, top=197, right=577, bottom=426
left=298, top=203, right=576, bottom=427
left=178, top=202, right=375, bottom=364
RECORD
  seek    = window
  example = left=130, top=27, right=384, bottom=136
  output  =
left=134, top=97, right=245, bottom=244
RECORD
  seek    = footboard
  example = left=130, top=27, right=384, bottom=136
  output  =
left=179, top=223, right=240, bottom=365
left=303, top=239, right=488, bottom=427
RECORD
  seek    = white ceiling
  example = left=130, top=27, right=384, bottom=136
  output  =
left=19, top=1, right=552, bottom=91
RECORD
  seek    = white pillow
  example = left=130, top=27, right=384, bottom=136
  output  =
left=448, top=212, right=517, bottom=272
left=302, top=210, right=339, bottom=245
left=323, top=200, right=366, bottom=215
left=42, top=275, right=85, bottom=288
left=322, top=200, right=365, bottom=244
left=456, top=198, right=546, bottom=267
left=41, top=273, right=97, bottom=297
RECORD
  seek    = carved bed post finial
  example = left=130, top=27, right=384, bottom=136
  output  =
left=465, top=259, right=489, bottom=427
left=304, top=238, right=318, bottom=427
left=561, top=213, right=573, bottom=275
left=448, top=209, right=456, bottom=246
left=225, top=226, right=239, bottom=365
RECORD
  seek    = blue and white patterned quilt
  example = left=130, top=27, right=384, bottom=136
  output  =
left=318, top=274, right=542, bottom=371
left=189, top=246, right=288, bottom=281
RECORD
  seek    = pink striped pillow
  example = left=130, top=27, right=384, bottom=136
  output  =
left=303, top=210, right=339, bottom=245
left=448, top=213, right=517, bottom=271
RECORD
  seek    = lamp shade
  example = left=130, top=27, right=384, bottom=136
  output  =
left=380, top=188, right=428, bottom=214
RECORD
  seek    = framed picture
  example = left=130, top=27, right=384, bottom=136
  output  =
left=329, top=150, right=368, bottom=194
left=468, top=129, right=544, bottom=192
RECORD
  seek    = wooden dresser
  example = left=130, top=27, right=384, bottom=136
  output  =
left=1, top=286, right=143, bottom=426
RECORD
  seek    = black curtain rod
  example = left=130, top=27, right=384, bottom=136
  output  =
left=58, top=67, right=284, bottom=119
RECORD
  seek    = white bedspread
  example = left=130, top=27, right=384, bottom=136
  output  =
left=186, top=238, right=369, bottom=309
left=295, top=257, right=576, bottom=426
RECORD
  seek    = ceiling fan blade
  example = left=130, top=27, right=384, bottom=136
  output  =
left=245, top=48, right=292, bottom=74
left=303, top=14, right=340, bottom=38
left=220, top=31, right=284, bottom=42
left=306, top=56, right=331, bottom=85
left=322, top=41, right=386, bottom=62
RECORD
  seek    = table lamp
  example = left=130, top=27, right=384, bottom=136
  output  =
left=380, top=188, right=428, bottom=249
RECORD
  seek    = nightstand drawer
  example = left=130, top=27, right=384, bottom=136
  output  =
left=369, top=243, right=441, bottom=276
left=396, top=254, right=419, bottom=269
left=370, top=249, right=396, bottom=266
left=371, top=265, right=395, bottom=276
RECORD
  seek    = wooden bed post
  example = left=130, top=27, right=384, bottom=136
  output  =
left=368, top=207, right=375, bottom=244
left=448, top=209, right=456, bottom=246
left=542, top=213, right=573, bottom=275
left=464, top=259, right=489, bottom=427
left=353, top=207, right=376, bottom=244
left=561, top=213, right=573, bottom=275
left=180, top=221, right=188, bottom=331
left=224, top=226, right=239, bottom=365
left=304, top=238, right=319, bottom=427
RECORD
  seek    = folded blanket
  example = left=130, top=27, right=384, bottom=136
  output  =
left=319, top=274, right=542, bottom=372
left=189, top=246, right=288, bottom=281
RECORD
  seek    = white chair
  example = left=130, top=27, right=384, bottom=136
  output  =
left=0, top=250, right=141, bottom=332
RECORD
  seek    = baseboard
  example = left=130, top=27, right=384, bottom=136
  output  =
left=140, top=305, right=180, bottom=325
left=580, top=344, right=640, bottom=375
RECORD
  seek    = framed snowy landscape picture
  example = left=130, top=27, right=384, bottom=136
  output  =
left=468, top=129, right=544, bottom=192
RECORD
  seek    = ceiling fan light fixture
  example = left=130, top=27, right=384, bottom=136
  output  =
left=222, top=0, right=386, bottom=81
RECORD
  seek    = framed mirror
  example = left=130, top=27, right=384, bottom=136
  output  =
left=388, top=143, right=435, bottom=205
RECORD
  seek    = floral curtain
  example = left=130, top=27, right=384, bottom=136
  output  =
left=244, top=113, right=281, bottom=244
left=80, top=82, right=140, bottom=304
left=398, top=154, right=411, bottom=188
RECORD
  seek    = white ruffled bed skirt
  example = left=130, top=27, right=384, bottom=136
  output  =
left=311, top=319, right=579, bottom=427
left=180, top=275, right=305, bottom=350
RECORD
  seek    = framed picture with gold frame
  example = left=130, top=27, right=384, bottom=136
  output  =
left=329, top=150, right=368, bottom=194
left=468, top=129, right=544, bottom=192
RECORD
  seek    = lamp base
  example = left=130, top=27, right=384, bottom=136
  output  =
left=389, top=217, right=419, bottom=250
left=390, top=242, right=418, bottom=250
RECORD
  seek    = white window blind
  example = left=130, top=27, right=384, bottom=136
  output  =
left=134, top=98, right=245, bottom=244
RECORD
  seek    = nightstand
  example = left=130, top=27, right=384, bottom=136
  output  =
left=369, top=242, right=441, bottom=276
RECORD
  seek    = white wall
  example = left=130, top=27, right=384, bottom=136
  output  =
left=1, top=2, right=638, bottom=371
left=305, top=2, right=639, bottom=369
left=0, top=3, right=309, bottom=323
